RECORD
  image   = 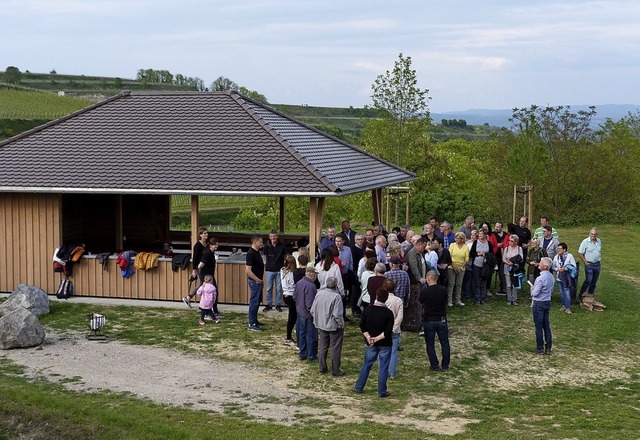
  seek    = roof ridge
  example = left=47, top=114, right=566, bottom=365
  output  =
left=228, top=91, right=340, bottom=193
left=0, top=91, right=127, bottom=149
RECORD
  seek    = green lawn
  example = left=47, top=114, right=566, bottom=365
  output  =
left=1, top=226, right=638, bottom=439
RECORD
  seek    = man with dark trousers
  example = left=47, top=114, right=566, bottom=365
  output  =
left=353, top=287, right=394, bottom=398
left=419, top=270, right=451, bottom=371
left=245, top=235, right=265, bottom=332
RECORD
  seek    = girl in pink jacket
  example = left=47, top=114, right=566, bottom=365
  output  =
left=197, top=275, right=219, bottom=325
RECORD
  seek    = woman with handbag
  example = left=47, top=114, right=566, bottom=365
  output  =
left=503, top=235, right=524, bottom=306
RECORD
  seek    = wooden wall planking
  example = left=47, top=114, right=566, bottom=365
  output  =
left=0, top=193, right=60, bottom=293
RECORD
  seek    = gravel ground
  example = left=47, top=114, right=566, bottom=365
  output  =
left=0, top=295, right=476, bottom=435
left=1, top=330, right=474, bottom=435
left=1, top=331, right=327, bottom=424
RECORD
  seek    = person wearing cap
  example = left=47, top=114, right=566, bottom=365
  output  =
left=539, top=225, right=559, bottom=261
left=384, top=255, right=410, bottom=306
left=310, top=276, right=345, bottom=376
left=293, top=265, right=319, bottom=361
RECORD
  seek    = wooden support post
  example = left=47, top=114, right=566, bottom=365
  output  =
left=385, top=189, right=391, bottom=230
left=308, top=197, right=325, bottom=260
left=372, top=189, right=382, bottom=225
left=405, top=191, right=410, bottom=226
left=279, top=196, right=285, bottom=233
left=191, top=195, right=199, bottom=248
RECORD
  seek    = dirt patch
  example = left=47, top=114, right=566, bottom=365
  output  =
left=1, top=331, right=477, bottom=436
left=609, top=270, right=640, bottom=285
left=479, top=343, right=636, bottom=392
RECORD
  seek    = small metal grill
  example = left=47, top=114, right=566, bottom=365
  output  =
left=87, top=313, right=108, bottom=341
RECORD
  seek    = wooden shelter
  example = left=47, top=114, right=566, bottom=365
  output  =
left=0, top=91, right=415, bottom=303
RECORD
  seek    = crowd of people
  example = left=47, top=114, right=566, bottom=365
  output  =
left=183, top=217, right=603, bottom=397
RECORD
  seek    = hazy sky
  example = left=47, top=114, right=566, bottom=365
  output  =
left=3, top=0, right=640, bottom=112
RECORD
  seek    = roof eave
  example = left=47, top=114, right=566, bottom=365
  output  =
left=0, top=175, right=416, bottom=197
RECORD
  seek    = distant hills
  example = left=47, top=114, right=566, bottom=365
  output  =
left=2, top=69, right=639, bottom=140
left=432, top=104, right=640, bottom=128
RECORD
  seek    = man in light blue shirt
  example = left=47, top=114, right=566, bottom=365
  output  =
left=531, top=257, right=554, bottom=355
left=578, top=228, right=602, bottom=298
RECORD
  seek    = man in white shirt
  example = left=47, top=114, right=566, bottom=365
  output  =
left=578, top=227, right=602, bottom=298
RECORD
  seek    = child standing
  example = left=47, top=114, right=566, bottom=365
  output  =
left=197, top=275, right=219, bottom=325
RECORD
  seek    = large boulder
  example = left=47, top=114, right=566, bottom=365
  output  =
left=0, top=307, right=46, bottom=349
left=0, top=284, right=50, bottom=317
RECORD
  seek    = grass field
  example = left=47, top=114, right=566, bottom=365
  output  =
left=1, top=226, right=639, bottom=439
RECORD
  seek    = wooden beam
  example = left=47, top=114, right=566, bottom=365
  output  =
left=191, top=195, right=199, bottom=248
left=279, top=196, right=285, bottom=233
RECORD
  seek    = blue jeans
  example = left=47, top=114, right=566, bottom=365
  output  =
left=424, top=320, right=450, bottom=370
left=580, top=261, right=601, bottom=295
left=247, top=279, right=262, bottom=326
left=265, top=271, right=283, bottom=306
left=389, top=333, right=400, bottom=378
left=297, top=317, right=318, bottom=360
left=355, top=345, right=391, bottom=396
left=532, top=300, right=552, bottom=351
left=557, top=281, right=572, bottom=309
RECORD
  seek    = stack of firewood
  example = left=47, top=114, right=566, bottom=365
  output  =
left=580, top=294, right=606, bottom=312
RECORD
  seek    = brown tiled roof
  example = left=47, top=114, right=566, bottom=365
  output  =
left=0, top=91, right=415, bottom=196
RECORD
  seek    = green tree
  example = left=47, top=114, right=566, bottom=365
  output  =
left=588, top=113, right=640, bottom=223
left=368, top=53, right=431, bottom=168
left=507, top=105, right=597, bottom=221
left=238, top=86, right=268, bottom=104
left=4, top=66, right=21, bottom=84
left=114, top=77, right=123, bottom=89
left=211, top=76, right=238, bottom=91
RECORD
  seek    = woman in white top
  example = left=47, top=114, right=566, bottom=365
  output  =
left=281, top=255, right=298, bottom=345
left=357, top=246, right=377, bottom=280
left=315, top=248, right=344, bottom=294
left=425, top=241, right=439, bottom=271
left=359, top=257, right=377, bottom=309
